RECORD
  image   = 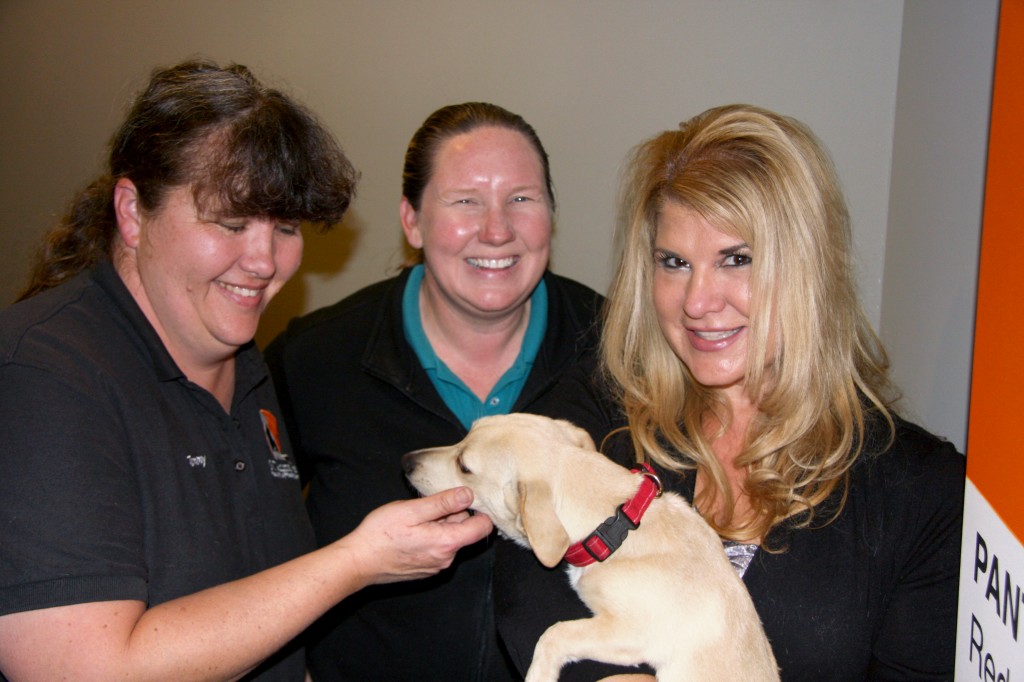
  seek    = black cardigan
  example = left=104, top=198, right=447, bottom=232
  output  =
left=265, top=268, right=610, bottom=682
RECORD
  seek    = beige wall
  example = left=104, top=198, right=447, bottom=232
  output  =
left=0, top=1, right=995, bottom=450
left=882, top=0, right=998, bottom=453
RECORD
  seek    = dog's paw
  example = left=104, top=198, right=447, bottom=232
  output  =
left=524, top=645, right=567, bottom=682
left=523, top=665, right=561, bottom=682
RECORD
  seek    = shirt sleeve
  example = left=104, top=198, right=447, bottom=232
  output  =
left=0, top=363, right=148, bottom=616
left=869, top=438, right=965, bottom=679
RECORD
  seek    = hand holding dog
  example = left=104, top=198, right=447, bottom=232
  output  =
left=338, top=487, right=494, bottom=586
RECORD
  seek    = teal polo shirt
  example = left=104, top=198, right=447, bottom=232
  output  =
left=402, top=265, right=547, bottom=430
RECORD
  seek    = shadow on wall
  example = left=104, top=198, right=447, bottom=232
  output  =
left=254, top=211, right=362, bottom=349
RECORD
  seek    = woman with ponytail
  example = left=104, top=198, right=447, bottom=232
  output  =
left=0, top=60, right=491, bottom=682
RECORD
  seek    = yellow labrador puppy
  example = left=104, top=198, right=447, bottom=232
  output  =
left=402, top=413, right=778, bottom=681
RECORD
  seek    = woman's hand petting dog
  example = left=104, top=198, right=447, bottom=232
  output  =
left=336, top=487, right=493, bottom=586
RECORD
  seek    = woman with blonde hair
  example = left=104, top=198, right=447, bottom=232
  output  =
left=495, top=104, right=965, bottom=681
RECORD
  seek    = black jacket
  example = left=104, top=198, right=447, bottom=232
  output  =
left=265, top=268, right=610, bottom=682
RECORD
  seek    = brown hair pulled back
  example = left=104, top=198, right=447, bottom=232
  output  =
left=19, top=59, right=358, bottom=300
left=401, top=102, right=554, bottom=212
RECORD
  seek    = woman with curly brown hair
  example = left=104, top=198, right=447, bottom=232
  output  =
left=0, top=60, right=491, bottom=682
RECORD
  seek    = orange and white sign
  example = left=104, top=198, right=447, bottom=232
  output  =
left=956, top=1, right=1024, bottom=678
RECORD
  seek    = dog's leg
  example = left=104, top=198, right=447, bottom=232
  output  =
left=525, top=616, right=652, bottom=682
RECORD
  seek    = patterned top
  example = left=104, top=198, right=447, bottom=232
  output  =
left=723, top=540, right=759, bottom=577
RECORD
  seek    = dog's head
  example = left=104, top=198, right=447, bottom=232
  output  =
left=401, top=413, right=597, bottom=568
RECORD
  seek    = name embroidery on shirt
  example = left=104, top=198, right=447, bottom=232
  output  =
left=186, top=454, right=207, bottom=468
left=260, top=408, right=299, bottom=480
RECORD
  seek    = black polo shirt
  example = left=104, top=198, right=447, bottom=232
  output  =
left=0, top=262, right=315, bottom=681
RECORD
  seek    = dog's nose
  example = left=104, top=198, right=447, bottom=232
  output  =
left=400, top=451, right=419, bottom=475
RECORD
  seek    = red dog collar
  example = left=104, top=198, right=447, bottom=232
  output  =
left=563, top=463, right=663, bottom=566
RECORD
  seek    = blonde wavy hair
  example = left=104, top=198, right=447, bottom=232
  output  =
left=602, top=104, right=895, bottom=545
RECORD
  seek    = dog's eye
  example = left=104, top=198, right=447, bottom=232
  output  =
left=457, top=454, right=472, bottom=475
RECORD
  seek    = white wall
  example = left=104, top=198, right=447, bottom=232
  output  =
left=881, top=0, right=999, bottom=452
left=0, top=1, right=992, bottom=449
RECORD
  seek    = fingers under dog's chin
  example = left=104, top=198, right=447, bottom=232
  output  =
left=439, top=511, right=472, bottom=523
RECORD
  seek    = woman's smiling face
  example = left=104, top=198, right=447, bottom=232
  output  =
left=116, top=181, right=303, bottom=372
left=652, top=201, right=760, bottom=403
left=400, top=125, right=552, bottom=323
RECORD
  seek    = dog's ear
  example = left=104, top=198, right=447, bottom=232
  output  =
left=555, top=420, right=597, bottom=451
left=518, top=479, right=571, bottom=568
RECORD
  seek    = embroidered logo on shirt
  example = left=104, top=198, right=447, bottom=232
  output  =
left=186, top=454, right=207, bottom=468
left=260, top=408, right=299, bottom=480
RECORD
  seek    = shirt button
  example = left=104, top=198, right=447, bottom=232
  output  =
left=489, top=397, right=500, bottom=406
left=234, top=460, right=246, bottom=471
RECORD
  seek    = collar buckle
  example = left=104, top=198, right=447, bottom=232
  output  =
left=563, top=463, right=662, bottom=567
left=579, top=503, right=640, bottom=563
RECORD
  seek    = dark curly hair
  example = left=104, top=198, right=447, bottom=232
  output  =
left=19, top=58, right=359, bottom=300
